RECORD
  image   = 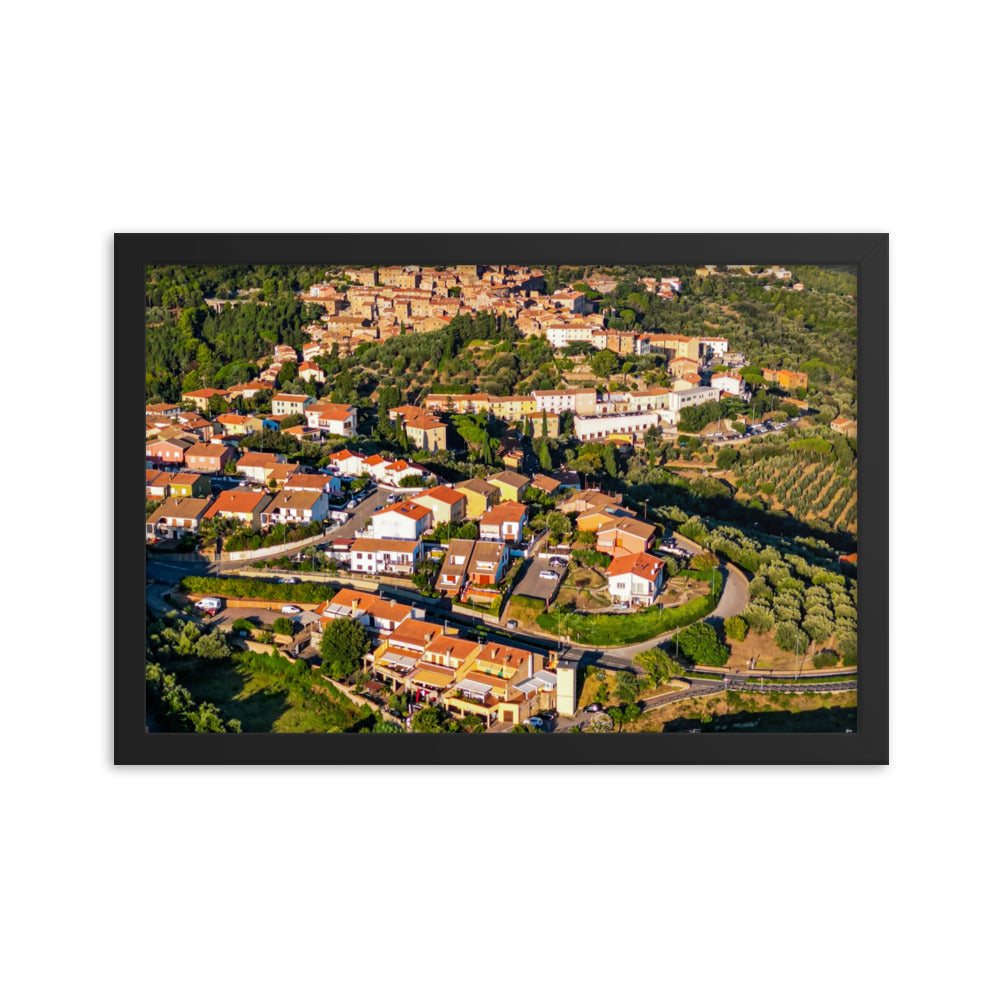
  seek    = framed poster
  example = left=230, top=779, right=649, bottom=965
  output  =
left=117, top=233, right=887, bottom=764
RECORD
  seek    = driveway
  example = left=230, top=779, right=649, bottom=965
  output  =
left=327, top=485, right=394, bottom=540
left=512, top=556, right=564, bottom=603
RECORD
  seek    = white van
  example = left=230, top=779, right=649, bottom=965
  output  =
left=194, top=597, right=222, bottom=614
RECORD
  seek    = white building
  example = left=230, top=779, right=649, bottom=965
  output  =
left=260, top=490, right=329, bottom=527
left=606, top=551, right=666, bottom=607
left=349, top=538, right=422, bottom=576
left=710, top=372, right=745, bottom=396
left=698, top=336, right=730, bottom=358
left=666, top=386, right=723, bottom=412
left=573, top=411, right=662, bottom=442
left=370, top=500, right=434, bottom=541
left=304, top=403, right=357, bottom=437
left=326, top=449, right=367, bottom=477
left=271, top=393, right=315, bottom=417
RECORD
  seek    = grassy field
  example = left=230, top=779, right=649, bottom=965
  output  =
left=537, top=587, right=719, bottom=646
left=624, top=688, right=857, bottom=733
left=170, top=652, right=374, bottom=733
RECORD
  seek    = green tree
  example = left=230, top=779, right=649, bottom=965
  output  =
left=591, top=350, right=618, bottom=379
left=412, top=705, right=449, bottom=733
left=320, top=618, right=369, bottom=679
left=677, top=622, right=730, bottom=667
left=614, top=670, right=640, bottom=705
left=273, top=617, right=295, bottom=636
left=193, top=630, right=230, bottom=660
left=723, top=616, right=748, bottom=642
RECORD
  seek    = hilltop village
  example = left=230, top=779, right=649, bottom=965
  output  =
left=145, top=263, right=859, bottom=734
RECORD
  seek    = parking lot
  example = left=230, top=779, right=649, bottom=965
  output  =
left=512, top=555, right=566, bottom=603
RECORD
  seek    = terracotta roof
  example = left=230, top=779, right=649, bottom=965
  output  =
left=479, top=502, right=527, bottom=526
left=186, top=443, right=231, bottom=458
left=146, top=497, right=212, bottom=524
left=387, top=618, right=443, bottom=648
left=205, top=490, right=270, bottom=517
left=607, top=551, right=664, bottom=581
left=372, top=500, right=432, bottom=522
left=597, top=516, right=656, bottom=541
left=417, top=485, right=465, bottom=505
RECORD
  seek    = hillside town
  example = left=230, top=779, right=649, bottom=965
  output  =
left=145, top=263, right=859, bottom=734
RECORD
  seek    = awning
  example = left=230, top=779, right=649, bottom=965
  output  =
left=456, top=678, right=493, bottom=697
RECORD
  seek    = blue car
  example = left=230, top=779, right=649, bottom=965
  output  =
left=525, top=716, right=545, bottom=729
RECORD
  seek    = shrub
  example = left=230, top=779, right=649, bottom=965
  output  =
left=724, top=616, right=748, bottom=642
left=812, top=650, right=839, bottom=669
left=676, top=622, right=730, bottom=667
left=230, top=618, right=255, bottom=633
left=273, top=617, right=294, bottom=636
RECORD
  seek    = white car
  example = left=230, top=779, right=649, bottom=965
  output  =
left=539, top=570, right=559, bottom=581
left=194, top=597, right=222, bottom=614
left=280, top=605, right=301, bottom=615
left=279, top=576, right=298, bottom=584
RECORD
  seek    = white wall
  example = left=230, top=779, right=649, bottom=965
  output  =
left=16, top=7, right=993, bottom=1000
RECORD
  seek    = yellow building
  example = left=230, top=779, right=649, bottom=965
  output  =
left=486, top=471, right=529, bottom=503
left=454, top=478, right=501, bottom=519
left=404, top=413, right=448, bottom=453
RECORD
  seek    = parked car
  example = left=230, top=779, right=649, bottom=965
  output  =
left=539, top=570, right=559, bottom=581
left=194, top=597, right=222, bottom=615
left=584, top=703, right=603, bottom=713
left=279, top=576, right=298, bottom=584
left=506, top=620, right=519, bottom=630
left=537, top=710, right=556, bottom=721
left=524, top=716, right=545, bottom=729
left=280, top=605, right=301, bottom=615
left=347, top=500, right=358, bottom=509
left=549, top=558, right=567, bottom=568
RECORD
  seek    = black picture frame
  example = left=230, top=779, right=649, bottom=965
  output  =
left=118, top=233, right=887, bottom=764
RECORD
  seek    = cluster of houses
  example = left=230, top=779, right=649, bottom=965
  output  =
left=300, top=586, right=576, bottom=726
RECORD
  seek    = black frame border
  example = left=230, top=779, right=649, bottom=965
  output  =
left=117, top=233, right=888, bottom=764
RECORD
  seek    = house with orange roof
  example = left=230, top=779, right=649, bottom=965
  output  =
left=762, top=367, right=809, bottom=390
left=145, top=496, right=212, bottom=542
left=184, top=442, right=236, bottom=473
left=217, top=413, right=254, bottom=436
left=226, top=380, right=273, bottom=400
left=297, top=360, right=326, bottom=383
left=411, top=485, right=467, bottom=526
left=146, top=402, right=182, bottom=418
left=167, top=472, right=211, bottom=498
left=181, top=387, right=230, bottom=412
left=145, top=437, right=190, bottom=467
left=203, top=490, right=272, bottom=529
left=831, top=416, right=858, bottom=438
left=315, top=587, right=415, bottom=636
left=403, top=412, right=447, bottom=453
left=479, top=502, right=528, bottom=544
left=370, top=500, right=434, bottom=541
left=285, top=472, right=339, bottom=495
left=304, top=402, right=357, bottom=437
left=595, top=517, right=657, bottom=557
left=606, top=551, right=666, bottom=607
left=260, top=490, right=329, bottom=527
left=145, top=470, right=173, bottom=499
left=326, top=449, right=368, bottom=477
